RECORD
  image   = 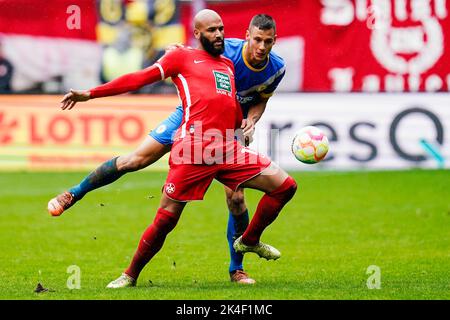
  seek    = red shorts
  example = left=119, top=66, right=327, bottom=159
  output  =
left=163, top=141, right=271, bottom=201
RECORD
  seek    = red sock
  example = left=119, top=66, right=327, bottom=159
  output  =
left=125, top=208, right=180, bottom=280
left=242, top=176, right=297, bottom=245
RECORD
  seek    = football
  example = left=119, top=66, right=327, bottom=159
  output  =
left=291, top=126, right=329, bottom=164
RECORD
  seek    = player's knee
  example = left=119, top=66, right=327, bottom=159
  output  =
left=226, top=192, right=246, bottom=213
left=269, top=176, right=297, bottom=203
left=153, top=208, right=180, bottom=234
left=286, top=177, right=298, bottom=199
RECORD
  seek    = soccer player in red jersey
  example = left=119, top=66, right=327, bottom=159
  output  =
left=49, top=14, right=285, bottom=285
left=55, top=9, right=297, bottom=288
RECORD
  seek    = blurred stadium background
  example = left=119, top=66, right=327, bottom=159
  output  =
left=0, top=0, right=449, bottom=300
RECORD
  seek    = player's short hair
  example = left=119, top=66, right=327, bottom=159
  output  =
left=249, top=14, right=276, bottom=33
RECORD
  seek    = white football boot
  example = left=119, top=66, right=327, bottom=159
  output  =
left=106, top=273, right=136, bottom=288
left=233, top=236, right=281, bottom=260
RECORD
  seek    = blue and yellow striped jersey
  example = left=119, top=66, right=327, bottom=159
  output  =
left=224, top=38, right=286, bottom=117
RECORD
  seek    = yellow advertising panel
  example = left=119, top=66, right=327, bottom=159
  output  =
left=0, top=95, right=179, bottom=171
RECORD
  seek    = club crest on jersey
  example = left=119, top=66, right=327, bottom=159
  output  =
left=165, top=183, right=175, bottom=194
left=213, top=70, right=232, bottom=96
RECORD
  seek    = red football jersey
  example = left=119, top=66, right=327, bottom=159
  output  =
left=155, top=47, right=243, bottom=164
left=89, top=46, right=243, bottom=164
left=156, top=47, right=241, bottom=140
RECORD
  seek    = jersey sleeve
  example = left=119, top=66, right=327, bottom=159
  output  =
left=89, top=65, right=163, bottom=98
left=154, top=48, right=184, bottom=79
left=260, top=68, right=286, bottom=99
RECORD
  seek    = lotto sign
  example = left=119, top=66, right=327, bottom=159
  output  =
left=0, top=95, right=178, bottom=170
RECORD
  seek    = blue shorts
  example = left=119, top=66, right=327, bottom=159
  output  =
left=149, top=105, right=184, bottom=145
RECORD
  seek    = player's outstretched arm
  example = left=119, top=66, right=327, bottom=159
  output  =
left=60, top=65, right=166, bottom=111
left=60, top=48, right=182, bottom=110
left=60, top=89, right=91, bottom=110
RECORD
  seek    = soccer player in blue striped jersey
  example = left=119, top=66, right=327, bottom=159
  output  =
left=48, top=14, right=286, bottom=285
left=224, top=37, right=285, bottom=119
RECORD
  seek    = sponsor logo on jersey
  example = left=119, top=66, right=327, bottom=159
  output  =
left=236, top=94, right=254, bottom=104
left=213, top=70, right=232, bottom=96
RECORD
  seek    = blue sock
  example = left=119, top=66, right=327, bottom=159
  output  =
left=227, top=209, right=249, bottom=273
left=69, top=157, right=126, bottom=200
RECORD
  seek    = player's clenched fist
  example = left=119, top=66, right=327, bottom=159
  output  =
left=60, top=89, right=91, bottom=110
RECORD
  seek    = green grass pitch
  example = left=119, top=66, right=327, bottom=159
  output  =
left=0, top=170, right=449, bottom=300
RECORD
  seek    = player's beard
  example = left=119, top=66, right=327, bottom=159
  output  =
left=200, top=33, right=224, bottom=56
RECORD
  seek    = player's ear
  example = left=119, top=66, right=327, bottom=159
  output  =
left=245, top=29, right=250, bottom=41
left=273, top=34, right=277, bottom=45
left=194, top=28, right=200, bottom=40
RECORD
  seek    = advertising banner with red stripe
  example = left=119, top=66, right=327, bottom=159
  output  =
left=1, top=94, right=449, bottom=171
left=181, top=0, right=450, bottom=92
left=0, top=95, right=178, bottom=170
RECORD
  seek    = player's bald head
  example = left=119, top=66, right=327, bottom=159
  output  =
left=193, top=9, right=225, bottom=56
left=194, top=9, right=222, bottom=30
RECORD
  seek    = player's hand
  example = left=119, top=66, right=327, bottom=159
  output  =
left=60, top=89, right=91, bottom=110
left=165, top=43, right=185, bottom=53
left=241, top=118, right=255, bottom=146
